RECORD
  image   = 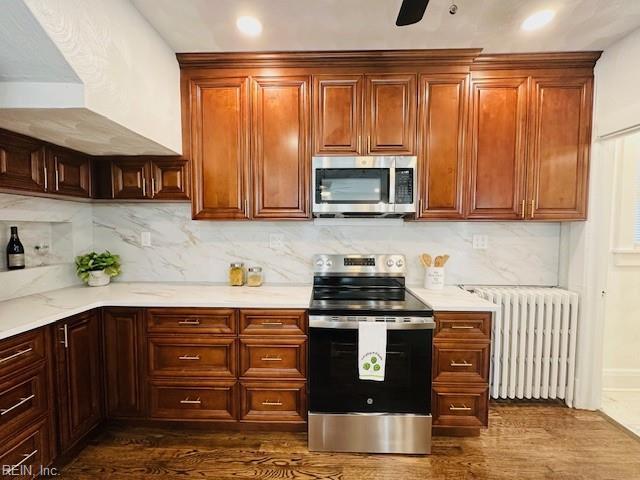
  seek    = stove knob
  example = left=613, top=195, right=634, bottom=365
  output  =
left=316, top=259, right=325, bottom=267
left=325, top=259, right=333, bottom=267
left=386, top=258, right=395, bottom=267
left=396, top=259, right=404, bottom=267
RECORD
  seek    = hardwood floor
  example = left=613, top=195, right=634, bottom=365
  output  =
left=59, top=403, right=640, bottom=480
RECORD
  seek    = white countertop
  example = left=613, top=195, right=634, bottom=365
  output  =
left=409, top=286, right=499, bottom=313
left=0, top=282, right=497, bottom=341
left=0, top=282, right=313, bottom=340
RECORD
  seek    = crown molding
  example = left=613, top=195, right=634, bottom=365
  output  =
left=472, top=51, right=602, bottom=70
left=177, top=49, right=484, bottom=69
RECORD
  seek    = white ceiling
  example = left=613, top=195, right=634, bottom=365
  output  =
left=131, top=0, right=640, bottom=53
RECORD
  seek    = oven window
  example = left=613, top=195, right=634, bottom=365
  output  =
left=315, top=169, right=390, bottom=204
left=309, top=327, right=432, bottom=414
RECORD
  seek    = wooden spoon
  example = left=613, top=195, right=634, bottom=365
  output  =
left=420, top=253, right=432, bottom=268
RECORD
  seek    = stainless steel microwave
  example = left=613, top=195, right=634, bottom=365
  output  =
left=312, top=156, right=417, bottom=217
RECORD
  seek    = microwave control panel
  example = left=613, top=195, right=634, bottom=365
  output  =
left=395, top=168, right=414, bottom=204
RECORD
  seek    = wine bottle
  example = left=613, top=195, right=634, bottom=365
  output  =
left=6, top=226, right=25, bottom=270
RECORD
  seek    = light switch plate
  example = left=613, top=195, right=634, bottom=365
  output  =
left=472, top=234, right=488, bottom=250
left=141, top=231, right=152, bottom=247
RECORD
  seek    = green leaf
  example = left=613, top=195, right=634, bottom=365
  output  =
left=75, top=250, right=122, bottom=283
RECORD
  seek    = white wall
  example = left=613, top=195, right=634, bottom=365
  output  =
left=602, top=133, right=640, bottom=391
left=594, top=26, right=640, bottom=138
left=0, top=0, right=183, bottom=155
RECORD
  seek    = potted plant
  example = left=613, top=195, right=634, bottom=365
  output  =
left=75, top=251, right=121, bottom=287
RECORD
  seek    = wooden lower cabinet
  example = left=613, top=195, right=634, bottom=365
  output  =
left=148, top=336, right=236, bottom=378
left=149, top=379, right=236, bottom=421
left=103, top=308, right=146, bottom=418
left=53, top=311, right=103, bottom=453
left=0, top=418, right=52, bottom=479
left=432, top=311, right=491, bottom=436
left=239, top=381, right=306, bottom=423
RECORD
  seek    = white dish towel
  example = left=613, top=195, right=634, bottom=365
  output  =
left=358, top=320, right=387, bottom=381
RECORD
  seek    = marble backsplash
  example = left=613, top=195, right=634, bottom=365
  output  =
left=93, top=203, right=562, bottom=286
left=0, top=193, right=92, bottom=301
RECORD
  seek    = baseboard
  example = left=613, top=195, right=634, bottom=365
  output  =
left=602, top=368, right=640, bottom=391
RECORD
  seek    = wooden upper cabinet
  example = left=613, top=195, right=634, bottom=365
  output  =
left=251, top=76, right=310, bottom=219
left=527, top=77, right=592, bottom=220
left=191, top=77, right=250, bottom=219
left=47, top=147, right=91, bottom=198
left=466, top=77, right=529, bottom=219
left=151, top=158, right=189, bottom=200
left=313, top=75, right=363, bottom=155
left=417, top=75, right=468, bottom=219
left=365, top=74, right=417, bottom=155
left=0, top=130, right=46, bottom=193
left=112, top=158, right=151, bottom=199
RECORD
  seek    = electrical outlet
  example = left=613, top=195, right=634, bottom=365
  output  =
left=141, top=231, right=152, bottom=247
left=472, top=234, right=488, bottom=250
left=269, top=233, right=285, bottom=250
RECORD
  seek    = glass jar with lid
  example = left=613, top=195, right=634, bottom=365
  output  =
left=247, top=267, right=263, bottom=287
left=229, top=262, right=245, bottom=286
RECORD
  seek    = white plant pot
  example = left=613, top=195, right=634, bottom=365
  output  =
left=424, top=267, right=445, bottom=290
left=88, top=270, right=111, bottom=287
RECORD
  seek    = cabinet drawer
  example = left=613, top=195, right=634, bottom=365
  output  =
left=0, top=329, right=46, bottom=378
left=239, top=309, right=306, bottom=336
left=147, top=308, right=236, bottom=334
left=433, top=343, right=489, bottom=384
left=149, top=380, right=236, bottom=420
left=240, top=338, right=306, bottom=379
left=0, top=418, right=51, bottom=479
left=434, top=312, right=491, bottom=341
left=0, top=367, right=48, bottom=441
left=148, top=337, right=236, bottom=378
left=432, top=384, right=488, bottom=427
left=240, top=381, right=306, bottom=423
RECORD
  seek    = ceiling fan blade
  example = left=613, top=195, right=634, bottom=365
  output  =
left=395, top=0, right=430, bottom=26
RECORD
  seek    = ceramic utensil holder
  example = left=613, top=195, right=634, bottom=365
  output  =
left=424, top=267, right=445, bottom=290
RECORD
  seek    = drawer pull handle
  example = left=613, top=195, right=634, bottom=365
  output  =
left=178, top=319, right=201, bottom=325
left=261, top=322, right=283, bottom=326
left=178, top=355, right=201, bottom=361
left=180, top=397, right=201, bottom=405
left=449, top=404, right=472, bottom=412
left=450, top=325, right=474, bottom=330
left=0, top=394, right=36, bottom=416
left=0, top=347, right=33, bottom=364
left=13, top=449, right=38, bottom=468
left=450, top=360, right=473, bottom=368
left=262, top=400, right=283, bottom=406
left=261, top=356, right=283, bottom=362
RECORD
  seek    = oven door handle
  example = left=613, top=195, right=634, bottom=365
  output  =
left=309, top=316, right=435, bottom=330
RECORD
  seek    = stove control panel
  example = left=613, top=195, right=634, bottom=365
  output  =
left=313, top=254, right=406, bottom=275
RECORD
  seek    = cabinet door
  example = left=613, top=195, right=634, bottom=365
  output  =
left=313, top=75, right=363, bottom=155
left=251, top=76, right=310, bottom=219
left=55, top=312, right=103, bottom=452
left=527, top=77, right=592, bottom=220
left=466, top=77, right=529, bottom=219
left=103, top=308, right=145, bottom=418
left=47, top=147, right=91, bottom=197
left=151, top=158, right=189, bottom=200
left=365, top=74, right=417, bottom=154
left=191, top=77, right=250, bottom=219
left=0, top=129, right=46, bottom=193
left=417, top=75, right=467, bottom=219
left=112, top=158, right=151, bottom=199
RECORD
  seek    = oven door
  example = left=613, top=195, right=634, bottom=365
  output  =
left=312, top=157, right=394, bottom=214
left=309, top=320, right=432, bottom=415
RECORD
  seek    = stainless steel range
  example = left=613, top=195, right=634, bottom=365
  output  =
left=307, top=254, right=435, bottom=455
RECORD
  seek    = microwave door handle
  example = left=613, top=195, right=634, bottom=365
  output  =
left=389, top=166, right=396, bottom=205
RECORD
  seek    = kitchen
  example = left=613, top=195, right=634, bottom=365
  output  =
left=1, top=0, right=640, bottom=478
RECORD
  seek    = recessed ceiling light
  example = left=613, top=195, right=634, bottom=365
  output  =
left=521, top=9, right=555, bottom=31
left=236, top=16, right=262, bottom=37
